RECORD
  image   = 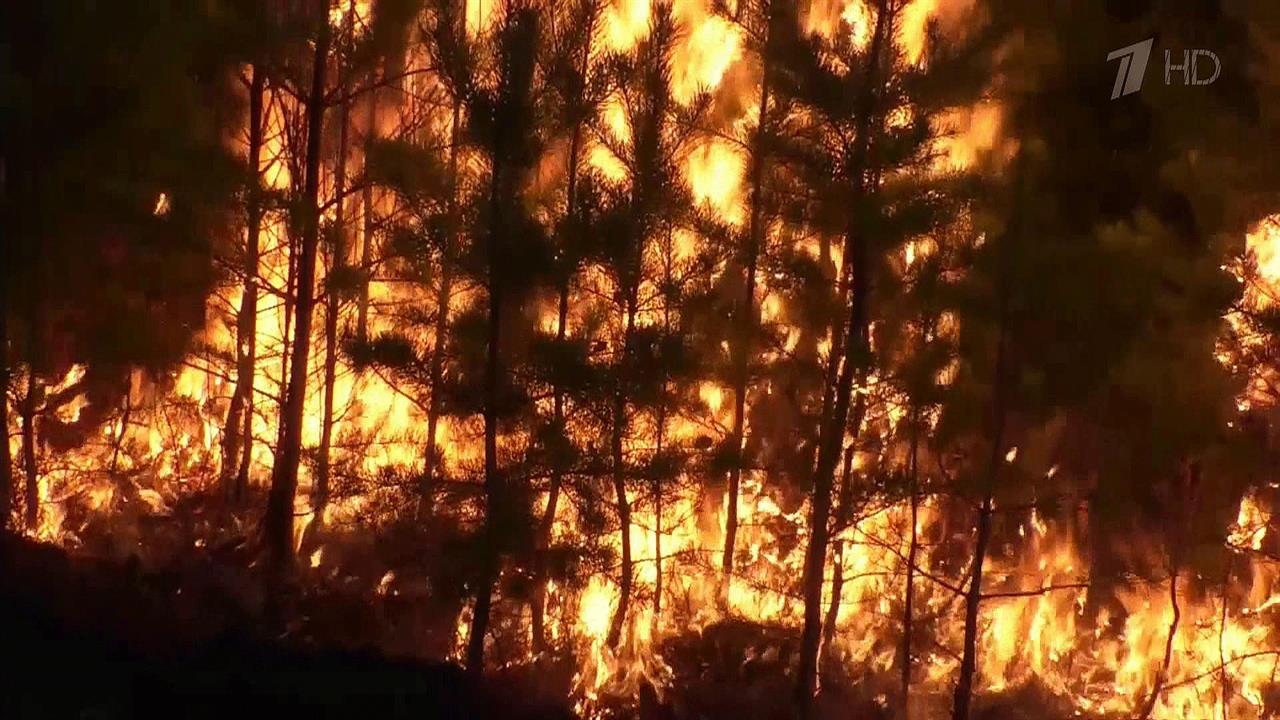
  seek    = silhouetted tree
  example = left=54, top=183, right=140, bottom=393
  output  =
left=426, top=0, right=555, bottom=671
left=264, top=1, right=332, bottom=573
left=713, top=0, right=795, bottom=602
left=587, top=3, right=708, bottom=649
left=784, top=3, right=894, bottom=710
left=527, top=0, right=611, bottom=653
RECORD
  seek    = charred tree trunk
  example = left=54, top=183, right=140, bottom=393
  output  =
left=1137, top=464, right=1193, bottom=720
left=0, top=245, right=9, bottom=529
left=532, top=26, right=591, bottom=642
left=950, top=146, right=1035, bottom=720
left=1136, top=566, right=1180, bottom=720
left=795, top=229, right=870, bottom=713
left=311, top=84, right=350, bottom=553
left=653, top=249, right=676, bottom=631
left=466, top=260, right=501, bottom=675
left=467, top=98, right=511, bottom=676
left=280, top=221, right=298, bottom=403
left=607, top=293, right=638, bottom=651
left=951, top=320, right=1010, bottom=720
left=823, top=392, right=867, bottom=659
left=264, top=13, right=330, bottom=573
left=312, top=4, right=359, bottom=549
left=109, top=389, right=132, bottom=476
left=21, top=338, right=38, bottom=531
left=821, top=443, right=856, bottom=663
left=795, top=6, right=888, bottom=714
left=723, top=35, right=772, bottom=601
left=531, top=256, right=571, bottom=653
left=901, top=412, right=921, bottom=713
left=951, top=462, right=998, bottom=720
left=0, top=153, right=9, bottom=530
left=419, top=97, right=461, bottom=521
left=221, top=66, right=265, bottom=503
left=1218, top=564, right=1231, bottom=720
left=356, top=77, right=377, bottom=343
left=652, top=418, right=663, bottom=629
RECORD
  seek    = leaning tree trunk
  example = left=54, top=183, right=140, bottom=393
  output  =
left=795, top=6, right=889, bottom=715
left=723, top=42, right=772, bottom=602
left=264, top=15, right=330, bottom=573
left=222, top=65, right=265, bottom=503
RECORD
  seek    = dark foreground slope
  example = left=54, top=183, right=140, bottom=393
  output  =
left=0, top=535, right=574, bottom=719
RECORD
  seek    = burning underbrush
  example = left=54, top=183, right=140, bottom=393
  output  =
left=20, top=448, right=1280, bottom=720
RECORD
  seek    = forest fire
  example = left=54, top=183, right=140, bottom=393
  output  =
left=6, top=0, right=1280, bottom=718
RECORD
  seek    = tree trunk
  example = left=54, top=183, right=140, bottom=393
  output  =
left=531, top=24, right=591, bottom=641
left=264, top=14, right=330, bottom=573
left=823, top=393, right=868, bottom=655
left=0, top=247, right=9, bottom=529
left=467, top=92, right=511, bottom=674
left=1218, top=564, right=1231, bottom=720
left=419, top=97, right=461, bottom=520
left=951, top=497, right=993, bottom=720
left=280, top=215, right=298, bottom=404
left=312, top=4, right=357, bottom=550
left=356, top=76, right=377, bottom=343
left=723, top=38, right=772, bottom=602
left=821, top=443, right=856, bottom=663
left=606, top=295, right=638, bottom=651
left=0, top=154, right=10, bottom=530
left=950, top=148, right=1035, bottom=720
left=109, top=389, right=132, bottom=476
left=531, top=266, right=571, bottom=653
left=795, top=6, right=889, bottom=714
left=652, top=434, right=663, bottom=630
left=951, top=323, right=1009, bottom=720
left=1137, top=464, right=1191, bottom=720
left=795, top=242, right=869, bottom=713
left=901, top=413, right=921, bottom=715
left=653, top=253, right=676, bottom=632
left=21, top=361, right=37, bottom=531
left=1136, top=567, right=1180, bottom=720
left=222, top=66, right=265, bottom=504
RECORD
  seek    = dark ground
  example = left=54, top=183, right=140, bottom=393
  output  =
left=0, top=535, right=575, bottom=719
